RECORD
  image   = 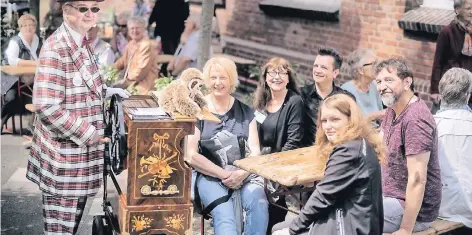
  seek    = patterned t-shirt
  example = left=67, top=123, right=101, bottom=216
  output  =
left=381, top=99, right=441, bottom=223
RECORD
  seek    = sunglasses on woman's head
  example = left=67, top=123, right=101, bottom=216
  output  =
left=67, top=4, right=100, bottom=13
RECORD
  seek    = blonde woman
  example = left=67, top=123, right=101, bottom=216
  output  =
left=2, top=13, right=41, bottom=131
left=186, top=57, right=268, bottom=235
left=273, top=94, right=384, bottom=235
left=4, top=13, right=40, bottom=67
left=113, top=16, right=160, bottom=95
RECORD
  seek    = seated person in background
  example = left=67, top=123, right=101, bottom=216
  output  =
left=167, top=15, right=212, bottom=77
left=87, top=25, right=115, bottom=69
left=132, top=0, right=150, bottom=18
left=272, top=94, right=384, bottom=235
left=253, top=57, right=305, bottom=234
left=110, top=11, right=130, bottom=57
left=2, top=13, right=41, bottom=131
left=434, top=68, right=472, bottom=228
left=342, top=48, right=384, bottom=122
left=186, top=57, right=268, bottom=235
left=4, top=13, right=40, bottom=67
left=374, top=58, right=441, bottom=234
left=113, top=16, right=160, bottom=95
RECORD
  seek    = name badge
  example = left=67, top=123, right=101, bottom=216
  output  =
left=254, top=111, right=267, bottom=124
left=73, top=75, right=82, bottom=86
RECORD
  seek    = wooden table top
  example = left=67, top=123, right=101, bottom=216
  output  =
left=0, top=65, right=37, bottom=76
left=234, top=146, right=326, bottom=187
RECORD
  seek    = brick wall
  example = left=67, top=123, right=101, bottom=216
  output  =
left=219, top=0, right=439, bottom=103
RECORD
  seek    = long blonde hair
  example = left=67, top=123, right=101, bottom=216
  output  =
left=313, top=94, right=385, bottom=167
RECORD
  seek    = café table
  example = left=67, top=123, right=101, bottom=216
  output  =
left=1, top=65, right=37, bottom=135
left=234, top=146, right=325, bottom=214
left=0, top=65, right=37, bottom=76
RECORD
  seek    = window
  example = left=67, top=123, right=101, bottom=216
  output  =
left=422, top=0, right=453, bottom=10
left=259, top=0, right=340, bottom=21
left=398, top=0, right=454, bottom=34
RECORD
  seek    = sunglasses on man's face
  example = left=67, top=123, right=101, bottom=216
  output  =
left=67, top=4, right=100, bottom=13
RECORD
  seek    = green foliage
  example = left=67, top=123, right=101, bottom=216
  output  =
left=126, top=84, right=139, bottom=95
left=154, top=77, right=174, bottom=91
left=290, top=63, right=308, bottom=87
left=249, top=66, right=261, bottom=79
left=101, top=65, right=120, bottom=86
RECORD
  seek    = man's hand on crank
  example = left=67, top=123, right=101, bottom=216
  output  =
left=88, top=135, right=110, bottom=146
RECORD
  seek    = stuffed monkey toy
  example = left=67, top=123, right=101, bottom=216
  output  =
left=158, top=68, right=207, bottom=118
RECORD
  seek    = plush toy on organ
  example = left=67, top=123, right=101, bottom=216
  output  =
left=157, top=68, right=208, bottom=118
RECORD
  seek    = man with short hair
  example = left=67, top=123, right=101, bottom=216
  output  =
left=26, top=1, right=129, bottom=234
left=300, top=47, right=353, bottom=147
left=374, top=57, right=441, bottom=234
left=434, top=68, right=472, bottom=228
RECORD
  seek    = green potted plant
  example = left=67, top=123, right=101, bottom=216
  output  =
left=101, top=65, right=120, bottom=87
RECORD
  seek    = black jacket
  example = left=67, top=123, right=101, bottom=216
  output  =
left=289, top=139, right=383, bottom=235
left=148, top=0, right=189, bottom=39
left=256, top=89, right=305, bottom=153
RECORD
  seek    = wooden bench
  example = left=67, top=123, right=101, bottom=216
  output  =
left=382, top=219, right=464, bottom=235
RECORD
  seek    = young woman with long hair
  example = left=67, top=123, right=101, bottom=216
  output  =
left=273, top=94, right=384, bottom=235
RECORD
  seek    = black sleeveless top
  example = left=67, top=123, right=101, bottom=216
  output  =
left=2, top=35, right=42, bottom=65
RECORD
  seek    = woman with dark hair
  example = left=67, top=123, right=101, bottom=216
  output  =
left=272, top=94, right=384, bottom=235
left=253, top=57, right=305, bottom=234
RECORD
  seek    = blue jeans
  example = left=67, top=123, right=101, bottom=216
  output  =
left=383, top=197, right=433, bottom=233
left=192, top=172, right=269, bottom=235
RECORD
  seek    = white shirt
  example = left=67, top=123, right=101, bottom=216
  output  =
left=434, top=108, right=472, bottom=228
left=63, top=21, right=96, bottom=65
left=5, top=32, right=39, bottom=66
left=63, top=21, right=85, bottom=48
left=91, top=38, right=115, bottom=67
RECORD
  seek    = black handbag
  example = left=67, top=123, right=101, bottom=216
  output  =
left=193, top=133, right=247, bottom=218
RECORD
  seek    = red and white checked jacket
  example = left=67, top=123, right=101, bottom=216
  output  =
left=27, top=23, right=106, bottom=197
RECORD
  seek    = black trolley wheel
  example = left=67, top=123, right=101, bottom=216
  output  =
left=104, top=94, right=128, bottom=175
left=100, top=94, right=126, bottom=235
left=92, top=215, right=112, bottom=235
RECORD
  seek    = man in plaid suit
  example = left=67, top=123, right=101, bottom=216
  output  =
left=26, top=0, right=130, bottom=234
